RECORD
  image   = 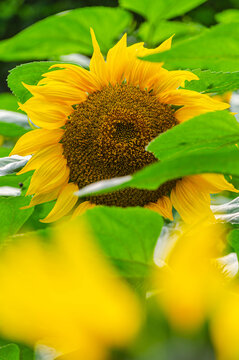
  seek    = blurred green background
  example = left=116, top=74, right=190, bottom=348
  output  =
left=0, top=0, right=239, bottom=93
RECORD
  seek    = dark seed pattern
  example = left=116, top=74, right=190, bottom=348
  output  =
left=61, top=84, right=178, bottom=207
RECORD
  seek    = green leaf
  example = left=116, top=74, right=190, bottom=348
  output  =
left=228, top=229, right=239, bottom=256
left=0, top=195, right=33, bottom=239
left=0, top=93, right=19, bottom=112
left=147, top=111, right=239, bottom=159
left=142, top=23, right=239, bottom=72
left=215, top=9, right=239, bottom=24
left=84, top=207, right=163, bottom=284
left=21, top=201, right=56, bottom=231
left=0, top=340, right=33, bottom=360
left=0, top=172, right=32, bottom=187
left=8, top=61, right=59, bottom=103
left=138, top=21, right=205, bottom=46
left=0, top=7, right=132, bottom=62
left=0, top=344, right=19, bottom=360
left=0, top=110, right=30, bottom=137
left=0, top=148, right=12, bottom=157
left=0, top=122, right=28, bottom=137
left=119, top=0, right=206, bottom=24
left=183, top=69, right=239, bottom=94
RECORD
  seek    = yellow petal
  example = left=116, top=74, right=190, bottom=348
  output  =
left=106, top=33, right=128, bottom=85
left=72, top=201, right=96, bottom=219
left=22, top=185, right=65, bottom=209
left=157, top=89, right=230, bottom=109
left=174, top=105, right=208, bottom=122
left=41, top=182, right=79, bottom=223
left=145, top=196, right=173, bottom=220
left=22, top=82, right=87, bottom=105
left=19, top=96, right=73, bottom=129
left=10, top=129, right=64, bottom=156
left=170, top=177, right=215, bottom=223
left=43, top=64, right=101, bottom=92
left=147, top=70, right=199, bottom=94
left=89, top=28, right=108, bottom=86
left=191, top=174, right=239, bottom=194
left=17, top=144, right=63, bottom=175
left=137, top=35, right=173, bottom=57
left=26, top=156, right=69, bottom=195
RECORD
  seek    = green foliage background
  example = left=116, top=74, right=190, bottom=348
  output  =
left=0, top=0, right=239, bottom=359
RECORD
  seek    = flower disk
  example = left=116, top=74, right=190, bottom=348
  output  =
left=61, top=83, right=178, bottom=207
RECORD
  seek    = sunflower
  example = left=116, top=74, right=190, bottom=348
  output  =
left=10, top=29, right=237, bottom=223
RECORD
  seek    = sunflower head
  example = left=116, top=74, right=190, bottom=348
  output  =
left=11, top=29, right=236, bottom=223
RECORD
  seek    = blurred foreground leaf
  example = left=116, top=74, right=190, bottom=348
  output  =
left=84, top=207, right=163, bottom=285
left=142, top=23, right=239, bottom=72
left=0, top=7, right=132, bottom=61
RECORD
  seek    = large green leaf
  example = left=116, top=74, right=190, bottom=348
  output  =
left=183, top=69, right=239, bottom=94
left=84, top=207, right=163, bottom=284
left=147, top=111, right=239, bottom=159
left=0, top=7, right=132, bottom=62
left=138, top=21, right=204, bottom=46
left=119, top=0, right=206, bottom=24
left=0, top=195, right=33, bottom=239
left=0, top=344, right=19, bottom=360
left=142, top=23, right=239, bottom=72
left=8, top=62, right=59, bottom=103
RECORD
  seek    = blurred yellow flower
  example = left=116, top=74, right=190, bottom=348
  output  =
left=154, top=218, right=239, bottom=360
left=210, top=289, right=239, bottom=360
left=155, top=220, right=226, bottom=332
left=0, top=219, right=141, bottom=359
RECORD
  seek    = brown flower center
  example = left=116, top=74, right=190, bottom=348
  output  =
left=62, top=83, right=178, bottom=207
